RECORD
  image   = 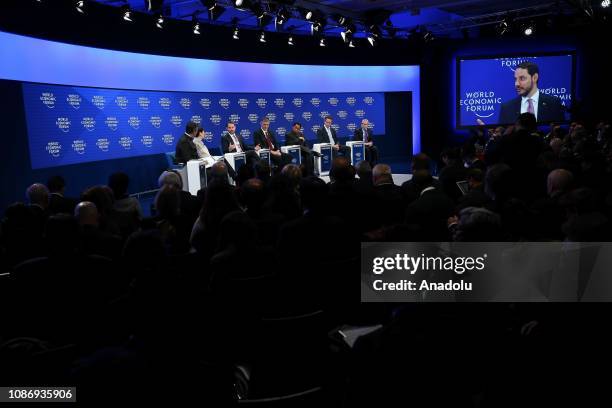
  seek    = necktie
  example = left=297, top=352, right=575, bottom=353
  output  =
left=264, top=131, right=273, bottom=149
left=232, top=134, right=241, bottom=152
left=527, top=98, right=535, bottom=115
left=363, top=129, right=367, bottom=142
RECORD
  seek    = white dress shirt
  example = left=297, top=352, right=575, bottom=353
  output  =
left=325, top=126, right=334, bottom=145
left=229, top=133, right=242, bottom=153
left=521, top=89, right=540, bottom=119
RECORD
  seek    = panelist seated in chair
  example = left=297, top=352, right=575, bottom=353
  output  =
left=316, top=115, right=350, bottom=158
left=253, top=117, right=292, bottom=171
left=175, top=121, right=200, bottom=164
left=352, top=118, right=379, bottom=166
left=285, top=121, right=318, bottom=175
left=221, top=121, right=260, bottom=166
left=193, top=126, right=215, bottom=166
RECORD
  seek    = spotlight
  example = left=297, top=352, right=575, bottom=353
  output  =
left=192, top=16, right=201, bottom=34
left=121, top=4, right=133, bottom=22
left=422, top=30, right=434, bottom=42
left=340, top=22, right=356, bottom=42
left=208, top=5, right=226, bottom=21
left=156, top=14, right=164, bottom=29
left=523, top=23, right=534, bottom=36
left=145, top=0, right=164, bottom=12
left=75, top=0, right=85, bottom=14
left=332, top=14, right=348, bottom=26
left=302, top=9, right=320, bottom=22
left=496, top=19, right=511, bottom=36
left=367, top=35, right=376, bottom=47
left=319, top=38, right=326, bottom=47
left=311, top=18, right=326, bottom=35
left=234, top=0, right=252, bottom=11
left=287, top=35, right=294, bottom=45
left=348, top=39, right=356, bottom=48
left=259, top=30, right=266, bottom=43
left=232, top=18, right=240, bottom=39
left=603, top=0, right=611, bottom=8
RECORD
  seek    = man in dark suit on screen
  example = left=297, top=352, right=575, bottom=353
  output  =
left=316, top=115, right=350, bottom=157
left=498, top=61, right=565, bottom=125
left=253, top=117, right=292, bottom=170
left=352, top=118, right=379, bottom=166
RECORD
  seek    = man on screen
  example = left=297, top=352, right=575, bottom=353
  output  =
left=175, top=121, right=199, bottom=164
left=498, top=61, right=565, bottom=125
left=352, top=118, right=379, bottom=166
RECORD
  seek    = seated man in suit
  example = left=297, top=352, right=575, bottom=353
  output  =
left=175, top=121, right=200, bottom=164
left=316, top=115, right=350, bottom=158
left=353, top=118, right=379, bottom=166
left=253, top=117, right=292, bottom=172
left=285, top=121, right=317, bottom=176
left=498, top=61, right=565, bottom=125
left=221, top=121, right=260, bottom=168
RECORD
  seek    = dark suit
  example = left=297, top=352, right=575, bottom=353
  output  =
left=221, top=132, right=260, bottom=169
left=175, top=133, right=198, bottom=164
left=353, top=128, right=379, bottom=165
left=253, top=128, right=292, bottom=170
left=498, top=93, right=565, bottom=125
left=285, top=131, right=315, bottom=174
left=316, top=126, right=349, bottom=157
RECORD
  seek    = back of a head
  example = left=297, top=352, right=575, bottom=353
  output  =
left=281, top=164, right=302, bottom=188
left=254, top=160, right=272, bottom=181
left=209, top=161, right=229, bottom=185
left=411, top=153, right=431, bottom=172
left=300, top=176, right=328, bottom=212
left=158, top=171, right=182, bottom=190
left=108, top=172, right=130, bottom=199
left=240, top=178, right=265, bottom=212
left=123, top=229, right=167, bottom=274
left=26, top=183, right=49, bottom=208
left=356, top=160, right=372, bottom=180
left=45, top=213, right=79, bottom=254
left=154, top=185, right=181, bottom=219
left=455, top=207, right=503, bottom=241
left=81, top=185, right=114, bottom=215
left=372, top=164, right=393, bottom=186
left=46, top=175, right=66, bottom=194
left=74, top=201, right=99, bottom=227
left=516, top=112, right=537, bottom=133
left=329, top=157, right=355, bottom=183
left=547, top=169, right=574, bottom=197
left=485, top=163, right=514, bottom=201
left=217, top=210, right=257, bottom=252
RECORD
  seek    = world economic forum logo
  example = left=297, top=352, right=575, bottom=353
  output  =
left=337, top=110, right=348, bottom=119
left=328, top=97, right=339, bottom=107
left=141, top=135, right=153, bottom=148
left=81, top=117, right=96, bottom=131
left=499, top=57, right=536, bottom=72
left=71, top=139, right=86, bottom=155
left=150, top=116, right=162, bottom=128
left=292, top=97, right=303, bottom=108
left=180, top=98, right=192, bottom=109
left=284, top=112, right=294, bottom=122
left=363, top=96, right=374, bottom=106
left=200, top=98, right=211, bottom=109
left=115, top=96, right=128, bottom=109
left=138, top=97, right=150, bottom=109
left=229, top=113, right=240, bottom=124
left=67, top=94, right=82, bottom=110
left=46, top=141, right=62, bottom=157
left=191, top=115, right=202, bottom=125
left=119, top=136, right=133, bottom=150
left=56, top=117, right=71, bottom=133
left=276, top=127, right=286, bottom=137
left=128, top=116, right=141, bottom=130
left=319, top=111, right=330, bottom=119
left=162, top=134, right=174, bottom=145
left=238, top=98, right=249, bottom=109
left=159, top=97, right=171, bottom=109
left=347, top=123, right=357, bottom=132
left=96, top=138, right=110, bottom=152
left=346, top=96, right=356, bottom=106
left=204, top=131, right=213, bottom=143
left=219, top=98, right=230, bottom=109
left=105, top=116, right=118, bottom=131
left=310, top=97, right=321, bottom=107
left=248, top=113, right=259, bottom=123
left=311, top=125, right=321, bottom=134
left=302, top=111, right=312, bottom=121
left=256, top=98, right=267, bottom=109
left=92, top=95, right=105, bottom=110
left=170, top=115, right=182, bottom=127
left=210, top=114, right=221, bottom=126
left=240, top=129, right=251, bottom=140
left=274, top=98, right=285, bottom=108
left=331, top=124, right=340, bottom=132
left=40, top=92, right=56, bottom=109
left=266, top=113, right=277, bottom=123
left=460, top=91, right=501, bottom=119
left=355, top=109, right=366, bottom=118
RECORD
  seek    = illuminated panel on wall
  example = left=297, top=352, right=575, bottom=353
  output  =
left=0, top=30, right=420, bottom=153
